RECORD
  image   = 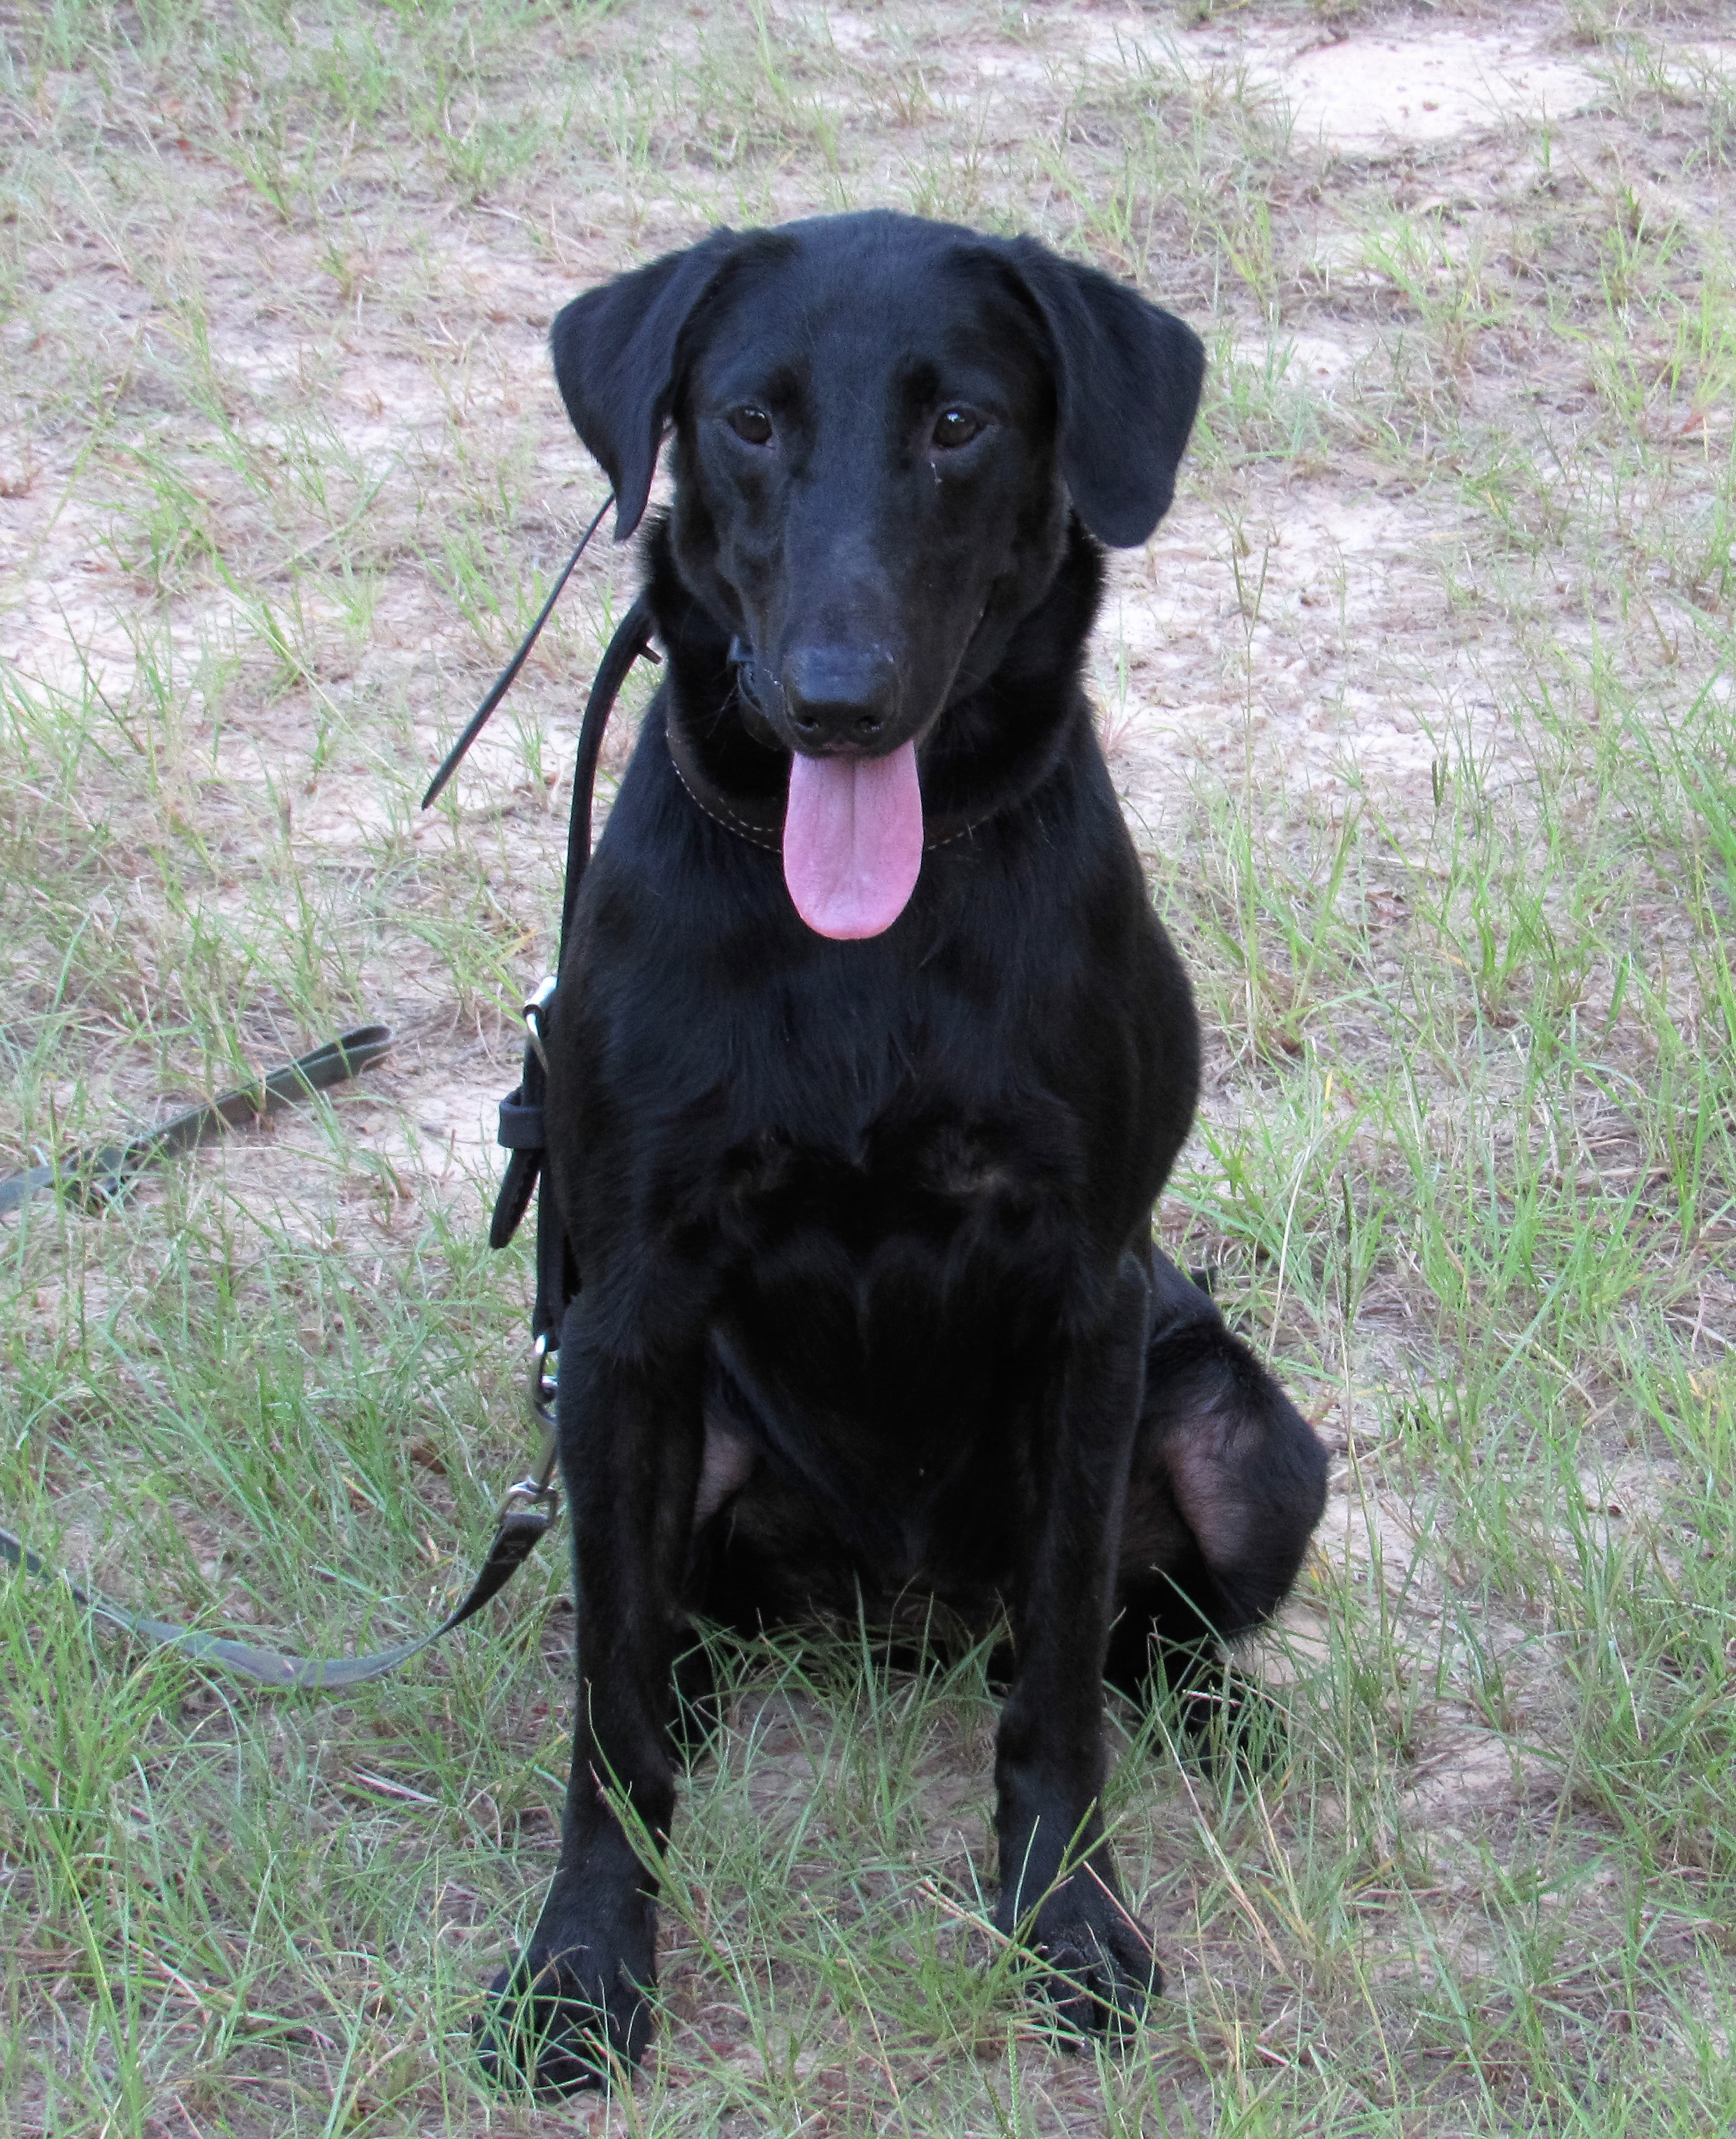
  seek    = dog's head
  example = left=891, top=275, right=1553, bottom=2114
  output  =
left=551, top=211, right=1203, bottom=938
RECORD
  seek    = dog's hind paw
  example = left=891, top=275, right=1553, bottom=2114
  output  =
left=475, top=1951, right=650, bottom=2096
left=1174, top=1667, right=1290, bottom=1776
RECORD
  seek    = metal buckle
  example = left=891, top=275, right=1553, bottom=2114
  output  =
left=497, top=1336, right=560, bottom=1519
left=522, top=973, right=556, bottom=1072
left=528, top=1331, right=558, bottom=1430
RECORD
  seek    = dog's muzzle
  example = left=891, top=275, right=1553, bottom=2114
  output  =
left=728, top=637, right=783, bottom=748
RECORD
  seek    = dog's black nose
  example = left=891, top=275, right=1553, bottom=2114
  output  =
left=781, top=645, right=899, bottom=749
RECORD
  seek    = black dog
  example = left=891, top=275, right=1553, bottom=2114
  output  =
left=480, top=210, right=1327, bottom=2091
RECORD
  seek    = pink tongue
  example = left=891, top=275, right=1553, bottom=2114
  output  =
left=783, top=742, right=923, bottom=940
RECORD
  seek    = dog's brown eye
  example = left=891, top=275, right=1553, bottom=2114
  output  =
left=728, top=405, right=773, bottom=445
left=932, top=407, right=982, bottom=449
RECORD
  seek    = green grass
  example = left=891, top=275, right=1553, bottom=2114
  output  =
left=3, top=0, right=1736, bottom=2131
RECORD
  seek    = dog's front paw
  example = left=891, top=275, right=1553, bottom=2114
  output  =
left=1000, top=1876, right=1162, bottom=2040
left=476, top=1929, right=653, bottom=2095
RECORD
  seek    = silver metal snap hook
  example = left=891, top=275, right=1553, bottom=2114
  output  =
left=526, top=1331, right=558, bottom=1433
left=500, top=1337, right=560, bottom=1518
left=522, top=973, right=557, bottom=1071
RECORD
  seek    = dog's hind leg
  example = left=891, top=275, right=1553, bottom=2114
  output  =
left=667, top=1412, right=760, bottom=1762
left=1106, top=1248, right=1329, bottom=1718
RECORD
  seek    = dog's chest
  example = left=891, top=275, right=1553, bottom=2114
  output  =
left=711, top=1103, right=1078, bottom=1275
left=667, top=966, right=1111, bottom=1356
left=704, top=1101, right=1085, bottom=1522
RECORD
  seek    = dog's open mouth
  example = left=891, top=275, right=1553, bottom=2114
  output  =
left=783, top=741, right=923, bottom=940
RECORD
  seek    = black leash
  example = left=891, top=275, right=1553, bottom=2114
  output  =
left=0, top=1026, right=393, bottom=1217
left=1, top=499, right=654, bottom=1691
left=0, top=1029, right=563, bottom=1689
left=421, top=494, right=614, bottom=810
left=486, top=585, right=658, bottom=1300
left=0, top=1479, right=555, bottom=1689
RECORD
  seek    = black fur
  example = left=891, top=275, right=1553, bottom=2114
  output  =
left=479, top=211, right=1328, bottom=2092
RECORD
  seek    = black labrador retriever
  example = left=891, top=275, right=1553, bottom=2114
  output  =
left=480, top=210, right=1328, bottom=2091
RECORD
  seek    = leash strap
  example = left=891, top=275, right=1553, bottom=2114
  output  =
left=0, top=1021, right=565, bottom=1688
left=0, top=1026, right=394, bottom=1218
left=0, top=495, right=640, bottom=1689
left=561, top=588, right=658, bottom=937
left=0, top=1424, right=557, bottom=1688
left=417, top=493, right=659, bottom=1332
left=420, top=493, right=623, bottom=811
left=486, top=590, right=659, bottom=1305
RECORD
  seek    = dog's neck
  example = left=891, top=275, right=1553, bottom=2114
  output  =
left=643, top=516, right=1106, bottom=848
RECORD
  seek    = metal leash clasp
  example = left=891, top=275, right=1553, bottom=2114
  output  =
left=528, top=1330, right=558, bottom=1431
left=522, top=973, right=557, bottom=1072
left=498, top=1334, right=560, bottom=1520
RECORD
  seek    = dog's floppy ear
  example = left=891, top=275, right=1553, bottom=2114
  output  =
left=551, top=229, right=745, bottom=542
left=1000, top=239, right=1206, bottom=549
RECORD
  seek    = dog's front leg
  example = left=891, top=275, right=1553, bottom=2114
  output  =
left=479, top=1292, right=706, bottom=2094
left=994, top=1249, right=1160, bottom=2036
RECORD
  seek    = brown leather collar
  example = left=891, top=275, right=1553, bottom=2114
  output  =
left=665, top=710, right=988, bottom=855
left=665, top=711, right=783, bottom=851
